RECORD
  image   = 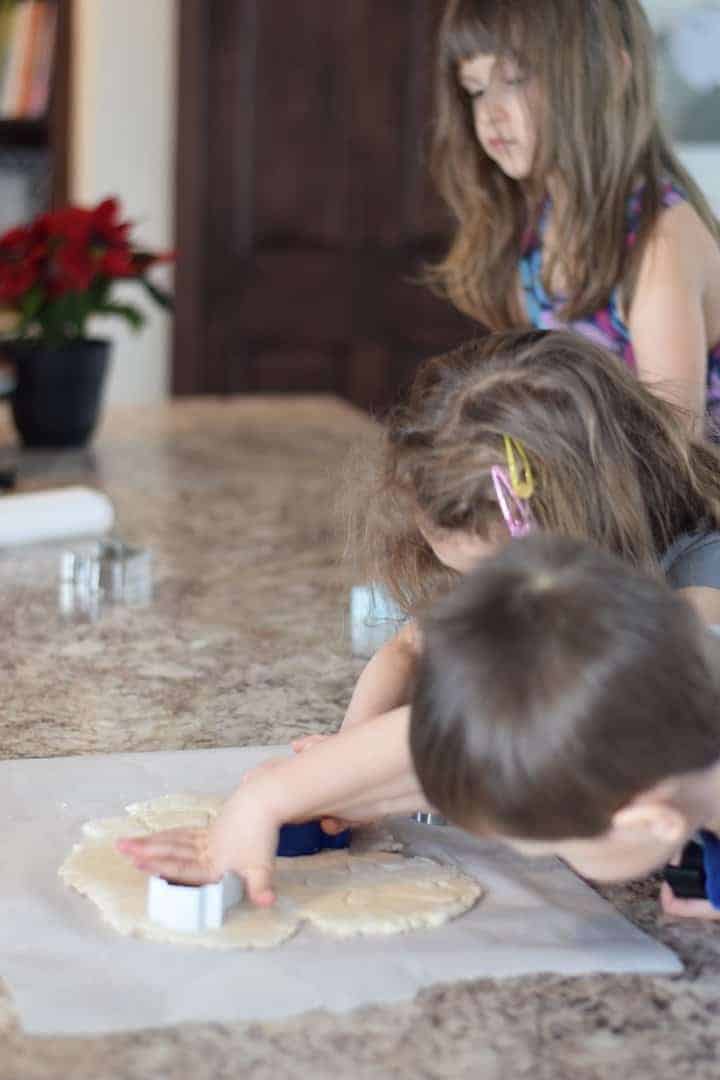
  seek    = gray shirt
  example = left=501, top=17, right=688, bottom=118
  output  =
left=661, top=532, right=720, bottom=590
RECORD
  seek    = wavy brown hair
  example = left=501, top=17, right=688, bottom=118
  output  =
left=353, top=330, right=720, bottom=613
left=410, top=535, right=720, bottom=839
left=427, top=0, right=720, bottom=328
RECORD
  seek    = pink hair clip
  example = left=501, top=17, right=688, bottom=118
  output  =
left=491, top=465, right=535, bottom=537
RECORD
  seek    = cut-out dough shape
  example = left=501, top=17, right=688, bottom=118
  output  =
left=59, top=793, right=483, bottom=949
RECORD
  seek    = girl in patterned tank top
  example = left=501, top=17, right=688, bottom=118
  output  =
left=428, top=0, right=720, bottom=430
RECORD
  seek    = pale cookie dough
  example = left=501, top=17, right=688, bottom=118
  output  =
left=59, top=794, right=483, bottom=949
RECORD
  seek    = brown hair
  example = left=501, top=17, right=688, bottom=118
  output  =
left=410, top=534, right=720, bottom=839
left=427, top=0, right=720, bottom=327
left=352, top=330, right=720, bottom=613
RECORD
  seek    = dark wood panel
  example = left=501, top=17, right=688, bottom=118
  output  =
left=347, top=2, right=417, bottom=246
left=406, top=0, right=454, bottom=238
left=375, top=264, right=477, bottom=350
left=345, top=343, right=393, bottom=413
left=173, top=0, right=211, bottom=393
left=210, top=248, right=474, bottom=349
left=207, top=0, right=256, bottom=262
left=174, top=0, right=474, bottom=410
left=238, top=345, right=347, bottom=394
left=254, top=3, right=351, bottom=245
left=49, top=0, right=73, bottom=207
left=213, top=250, right=351, bottom=344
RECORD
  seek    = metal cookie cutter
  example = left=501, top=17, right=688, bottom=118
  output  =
left=147, top=873, right=244, bottom=933
left=412, top=811, right=448, bottom=826
left=59, top=537, right=152, bottom=619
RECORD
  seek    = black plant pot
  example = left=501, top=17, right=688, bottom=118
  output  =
left=5, top=339, right=111, bottom=448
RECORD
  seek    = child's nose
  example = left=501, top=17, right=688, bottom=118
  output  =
left=483, top=80, right=511, bottom=118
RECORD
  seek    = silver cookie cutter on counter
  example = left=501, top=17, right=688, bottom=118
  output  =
left=147, top=873, right=245, bottom=933
left=412, top=812, right=448, bottom=826
left=59, top=537, right=152, bottom=619
left=349, top=583, right=406, bottom=659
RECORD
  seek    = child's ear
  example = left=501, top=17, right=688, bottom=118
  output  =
left=611, top=801, right=687, bottom=846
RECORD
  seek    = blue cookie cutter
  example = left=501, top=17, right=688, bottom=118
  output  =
left=276, top=821, right=351, bottom=857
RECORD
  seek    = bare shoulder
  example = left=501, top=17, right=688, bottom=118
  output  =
left=643, top=201, right=719, bottom=276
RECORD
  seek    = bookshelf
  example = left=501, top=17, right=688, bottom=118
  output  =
left=0, top=0, right=70, bottom=398
left=0, top=0, right=71, bottom=223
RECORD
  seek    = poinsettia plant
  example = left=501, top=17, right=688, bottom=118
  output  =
left=0, top=197, right=173, bottom=346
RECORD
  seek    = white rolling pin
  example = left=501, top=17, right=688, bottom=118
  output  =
left=0, top=486, right=114, bottom=546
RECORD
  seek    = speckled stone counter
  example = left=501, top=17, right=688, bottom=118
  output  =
left=1, top=396, right=720, bottom=1080
left=0, top=397, right=369, bottom=760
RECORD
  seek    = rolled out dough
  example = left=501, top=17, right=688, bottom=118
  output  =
left=59, top=794, right=483, bottom=949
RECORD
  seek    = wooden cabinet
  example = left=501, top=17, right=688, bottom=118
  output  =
left=174, top=0, right=475, bottom=412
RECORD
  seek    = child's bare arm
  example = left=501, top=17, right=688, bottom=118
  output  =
left=118, top=706, right=428, bottom=904
left=342, top=622, right=422, bottom=730
left=627, top=202, right=711, bottom=424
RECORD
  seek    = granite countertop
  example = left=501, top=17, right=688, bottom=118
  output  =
left=1, top=395, right=720, bottom=1080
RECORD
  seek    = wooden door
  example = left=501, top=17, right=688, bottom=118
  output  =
left=174, top=0, right=475, bottom=411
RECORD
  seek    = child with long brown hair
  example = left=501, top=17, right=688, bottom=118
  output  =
left=120, top=331, right=720, bottom=918
left=340, top=327, right=720, bottom=737
left=429, top=0, right=720, bottom=425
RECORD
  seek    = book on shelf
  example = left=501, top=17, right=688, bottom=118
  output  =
left=0, top=0, right=57, bottom=122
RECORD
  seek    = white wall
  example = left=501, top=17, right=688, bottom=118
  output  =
left=645, top=1, right=720, bottom=212
left=679, top=145, right=720, bottom=214
left=71, top=0, right=176, bottom=405
left=644, top=0, right=709, bottom=26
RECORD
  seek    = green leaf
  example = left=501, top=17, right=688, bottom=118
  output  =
left=20, top=285, right=45, bottom=323
left=88, top=277, right=111, bottom=308
left=141, top=277, right=174, bottom=311
left=96, top=302, right=146, bottom=331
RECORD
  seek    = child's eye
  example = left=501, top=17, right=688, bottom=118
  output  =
left=501, top=66, right=528, bottom=87
left=464, top=86, right=485, bottom=100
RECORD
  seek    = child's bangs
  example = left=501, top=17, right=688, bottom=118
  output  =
left=441, top=0, right=530, bottom=66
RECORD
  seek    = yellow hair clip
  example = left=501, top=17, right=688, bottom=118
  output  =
left=503, top=436, right=534, bottom=499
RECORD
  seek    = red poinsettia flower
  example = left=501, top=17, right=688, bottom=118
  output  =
left=0, top=224, right=44, bottom=300
left=99, top=247, right=136, bottom=277
left=0, top=261, right=39, bottom=300
left=0, top=196, right=174, bottom=343
left=90, top=197, right=131, bottom=247
left=50, top=242, right=96, bottom=295
left=0, top=224, right=31, bottom=252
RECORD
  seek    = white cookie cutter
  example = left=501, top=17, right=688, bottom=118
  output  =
left=147, top=873, right=244, bottom=933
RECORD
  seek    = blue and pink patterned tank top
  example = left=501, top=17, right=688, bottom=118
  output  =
left=519, top=182, right=720, bottom=423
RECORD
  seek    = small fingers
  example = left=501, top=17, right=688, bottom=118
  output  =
left=116, top=828, right=214, bottom=883
left=291, top=734, right=328, bottom=754
left=319, top=817, right=350, bottom=836
left=660, top=881, right=720, bottom=920
left=129, top=852, right=217, bottom=886
left=117, top=828, right=206, bottom=860
left=117, top=826, right=277, bottom=908
left=241, top=864, right=276, bottom=907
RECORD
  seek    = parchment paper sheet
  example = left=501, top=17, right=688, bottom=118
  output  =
left=0, top=746, right=681, bottom=1035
